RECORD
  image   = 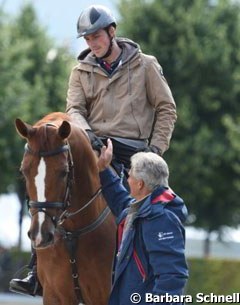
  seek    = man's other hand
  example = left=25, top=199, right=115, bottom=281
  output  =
left=97, top=139, right=113, bottom=171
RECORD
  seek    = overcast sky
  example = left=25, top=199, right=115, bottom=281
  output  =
left=1, top=0, right=119, bottom=55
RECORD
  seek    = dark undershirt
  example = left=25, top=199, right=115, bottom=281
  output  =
left=96, top=50, right=123, bottom=76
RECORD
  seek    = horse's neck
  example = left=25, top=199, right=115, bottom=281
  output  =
left=69, top=138, right=104, bottom=220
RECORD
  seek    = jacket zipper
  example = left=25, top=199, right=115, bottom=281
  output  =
left=133, top=249, right=146, bottom=282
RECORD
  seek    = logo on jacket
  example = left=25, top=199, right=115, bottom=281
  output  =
left=158, top=231, right=174, bottom=241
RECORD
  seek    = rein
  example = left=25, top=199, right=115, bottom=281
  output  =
left=58, top=188, right=102, bottom=225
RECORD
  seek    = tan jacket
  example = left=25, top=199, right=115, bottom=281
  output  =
left=66, top=38, right=177, bottom=154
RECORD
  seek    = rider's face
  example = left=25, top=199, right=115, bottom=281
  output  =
left=84, top=29, right=111, bottom=58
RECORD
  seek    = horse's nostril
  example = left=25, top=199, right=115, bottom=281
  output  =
left=46, top=232, right=54, bottom=243
left=27, top=230, right=31, bottom=239
left=28, top=230, right=36, bottom=242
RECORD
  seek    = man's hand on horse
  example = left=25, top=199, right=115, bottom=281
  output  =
left=97, top=139, right=113, bottom=172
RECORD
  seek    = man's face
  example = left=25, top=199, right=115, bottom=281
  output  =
left=84, top=29, right=111, bottom=58
left=127, top=170, right=142, bottom=199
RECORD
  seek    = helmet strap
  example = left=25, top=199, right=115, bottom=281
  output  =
left=97, top=29, right=114, bottom=60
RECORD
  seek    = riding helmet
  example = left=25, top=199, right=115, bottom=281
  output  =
left=76, top=5, right=116, bottom=38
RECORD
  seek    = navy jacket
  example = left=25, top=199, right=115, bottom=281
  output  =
left=100, top=169, right=189, bottom=305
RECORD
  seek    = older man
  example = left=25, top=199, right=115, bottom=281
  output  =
left=97, top=139, right=189, bottom=305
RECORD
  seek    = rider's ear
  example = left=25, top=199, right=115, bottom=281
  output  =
left=58, top=120, right=71, bottom=140
left=108, top=25, right=115, bottom=37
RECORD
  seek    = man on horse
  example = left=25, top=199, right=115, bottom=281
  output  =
left=66, top=4, right=176, bottom=169
left=9, top=4, right=177, bottom=296
left=97, top=139, right=189, bottom=305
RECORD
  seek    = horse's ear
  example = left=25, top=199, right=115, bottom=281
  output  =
left=58, top=121, right=71, bottom=140
left=15, top=118, right=35, bottom=139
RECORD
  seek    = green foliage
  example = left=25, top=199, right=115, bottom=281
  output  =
left=0, top=4, right=74, bottom=196
left=0, top=248, right=30, bottom=292
left=186, top=258, right=240, bottom=304
left=118, top=0, right=240, bottom=233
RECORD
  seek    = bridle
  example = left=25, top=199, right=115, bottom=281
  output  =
left=25, top=142, right=74, bottom=227
left=25, top=142, right=105, bottom=228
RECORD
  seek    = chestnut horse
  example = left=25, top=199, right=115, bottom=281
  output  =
left=15, top=112, right=116, bottom=305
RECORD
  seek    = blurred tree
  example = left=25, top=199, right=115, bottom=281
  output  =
left=118, top=0, right=240, bottom=256
left=0, top=5, right=74, bottom=248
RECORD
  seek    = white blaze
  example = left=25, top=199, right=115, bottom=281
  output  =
left=34, top=158, right=47, bottom=245
left=35, top=158, right=47, bottom=201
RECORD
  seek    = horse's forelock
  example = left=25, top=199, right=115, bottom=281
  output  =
left=27, top=113, right=69, bottom=151
left=26, top=112, right=90, bottom=156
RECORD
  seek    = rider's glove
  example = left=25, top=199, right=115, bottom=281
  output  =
left=137, top=145, right=162, bottom=155
left=85, top=130, right=104, bottom=152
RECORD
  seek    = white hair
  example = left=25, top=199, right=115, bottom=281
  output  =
left=130, top=152, right=169, bottom=190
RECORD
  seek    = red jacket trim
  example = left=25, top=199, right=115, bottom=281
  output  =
left=151, top=189, right=175, bottom=204
left=117, top=218, right=125, bottom=249
left=133, top=249, right=146, bottom=281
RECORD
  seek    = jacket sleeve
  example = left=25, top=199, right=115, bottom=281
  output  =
left=66, top=66, right=91, bottom=130
left=142, top=210, right=188, bottom=301
left=144, top=55, right=177, bottom=154
left=99, top=168, right=134, bottom=218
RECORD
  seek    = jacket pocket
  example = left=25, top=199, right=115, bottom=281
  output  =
left=133, top=249, right=147, bottom=282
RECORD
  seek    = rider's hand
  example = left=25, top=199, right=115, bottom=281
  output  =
left=137, top=145, right=162, bottom=155
left=97, top=139, right=113, bottom=172
left=85, top=129, right=104, bottom=152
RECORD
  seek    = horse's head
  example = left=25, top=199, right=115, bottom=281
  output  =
left=16, top=113, right=73, bottom=249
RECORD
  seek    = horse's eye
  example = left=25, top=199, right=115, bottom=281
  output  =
left=19, top=167, right=24, bottom=176
left=19, top=168, right=26, bottom=181
left=60, top=170, right=69, bottom=178
left=20, top=166, right=30, bottom=178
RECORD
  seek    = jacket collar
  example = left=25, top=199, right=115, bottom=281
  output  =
left=135, top=186, right=168, bottom=218
left=77, top=37, right=140, bottom=65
